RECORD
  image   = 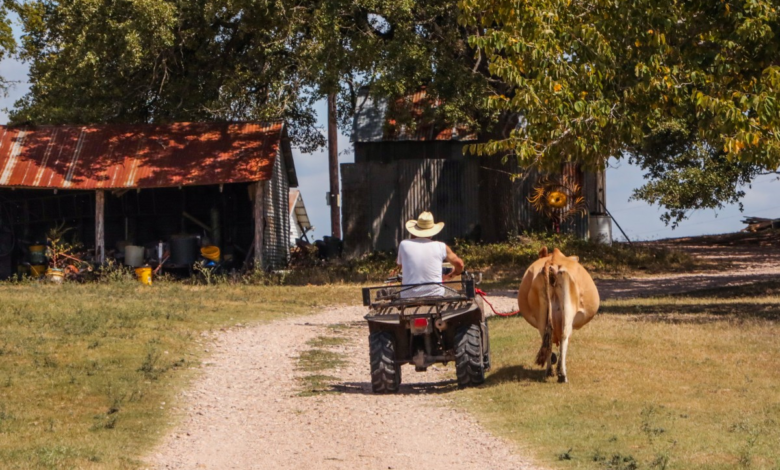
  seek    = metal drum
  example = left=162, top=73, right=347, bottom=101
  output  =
left=170, top=235, right=197, bottom=266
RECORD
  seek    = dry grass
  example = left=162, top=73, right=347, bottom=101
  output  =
left=0, top=281, right=359, bottom=469
left=458, top=286, right=780, bottom=469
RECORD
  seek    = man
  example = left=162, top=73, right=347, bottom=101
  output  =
left=397, top=211, right=464, bottom=298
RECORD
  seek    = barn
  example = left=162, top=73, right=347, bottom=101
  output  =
left=340, top=88, right=608, bottom=256
left=0, top=122, right=297, bottom=279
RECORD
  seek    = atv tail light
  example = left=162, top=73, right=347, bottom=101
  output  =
left=413, top=318, right=428, bottom=328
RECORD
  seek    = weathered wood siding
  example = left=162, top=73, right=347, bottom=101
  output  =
left=342, top=150, right=600, bottom=255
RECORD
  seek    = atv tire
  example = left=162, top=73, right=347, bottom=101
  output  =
left=369, top=331, right=401, bottom=394
left=455, top=324, right=485, bottom=387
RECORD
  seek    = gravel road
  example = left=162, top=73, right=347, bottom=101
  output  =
left=145, top=303, right=540, bottom=470
left=146, top=239, right=779, bottom=469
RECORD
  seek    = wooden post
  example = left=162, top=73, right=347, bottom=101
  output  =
left=253, top=182, right=265, bottom=270
left=327, top=93, right=342, bottom=239
left=95, top=190, right=105, bottom=264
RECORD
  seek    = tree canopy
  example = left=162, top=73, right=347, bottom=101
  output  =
left=7, top=0, right=780, bottom=225
left=0, top=0, right=17, bottom=94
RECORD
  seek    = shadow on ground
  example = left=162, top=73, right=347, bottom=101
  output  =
left=484, top=365, right=546, bottom=385
left=332, top=378, right=460, bottom=396
left=601, top=302, right=780, bottom=323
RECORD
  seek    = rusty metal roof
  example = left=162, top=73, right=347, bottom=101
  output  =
left=352, top=88, right=477, bottom=143
left=0, top=122, right=293, bottom=189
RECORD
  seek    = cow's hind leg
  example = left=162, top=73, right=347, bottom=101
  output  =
left=557, top=334, right=570, bottom=383
left=556, top=270, right=576, bottom=383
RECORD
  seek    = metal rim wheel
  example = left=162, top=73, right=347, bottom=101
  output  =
left=369, top=331, right=401, bottom=394
left=455, top=323, right=485, bottom=387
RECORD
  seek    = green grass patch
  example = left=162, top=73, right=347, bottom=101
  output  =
left=306, top=335, right=349, bottom=348
left=457, top=292, right=780, bottom=469
left=297, top=349, right=345, bottom=372
left=297, top=331, right=350, bottom=396
left=0, top=281, right=358, bottom=469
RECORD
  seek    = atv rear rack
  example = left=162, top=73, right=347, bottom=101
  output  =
left=362, top=278, right=477, bottom=308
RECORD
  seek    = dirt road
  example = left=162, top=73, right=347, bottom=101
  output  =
left=146, top=304, right=540, bottom=470
left=146, top=239, right=779, bottom=469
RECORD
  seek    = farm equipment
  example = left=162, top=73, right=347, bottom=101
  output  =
left=362, top=271, right=490, bottom=394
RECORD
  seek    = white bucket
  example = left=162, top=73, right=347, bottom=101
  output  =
left=589, top=215, right=613, bottom=245
left=124, top=245, right=145, bottom=267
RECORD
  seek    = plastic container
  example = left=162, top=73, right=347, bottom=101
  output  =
left=45, top=268, right=64, bottom=284
left=135, top=266, right=152, bottom=286
left=588, top=214, right=613, bottom=245
left=201, top=245, right=221, bottom=262
left=124, top=245, right=145, bottom=267
left=170, top=235, right=197, bottom=266
left=29, top=245, right=46, bottom=264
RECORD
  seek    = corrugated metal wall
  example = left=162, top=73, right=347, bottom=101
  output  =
left=262, top=150, right=290, bottom=269
left=342, top=158, right=598, bottom=255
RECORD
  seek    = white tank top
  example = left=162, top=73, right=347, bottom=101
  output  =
left=397, top=238, right=448, bottom=298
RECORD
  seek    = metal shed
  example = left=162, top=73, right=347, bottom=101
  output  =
left=0, top=122, right=296, bottom=278
left=341, top=88, right=607, bottom=255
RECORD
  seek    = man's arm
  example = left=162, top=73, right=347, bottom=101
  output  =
left=443, top=245, right=464, bottom=281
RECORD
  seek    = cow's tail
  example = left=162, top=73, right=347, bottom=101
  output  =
left=535, top=260, right=554, bottom=367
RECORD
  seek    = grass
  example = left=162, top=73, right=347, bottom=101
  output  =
left=0, top=280, right=360, bottom=469
left=453, top=234, right=697, bottom=289
left=455, top=282, right=780, bottom=469
left=282, top=233, right=697, bottom=287
left=296, top=323, right=355, bottom=397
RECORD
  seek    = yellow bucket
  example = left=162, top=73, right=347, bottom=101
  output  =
left=30, top=264, right=47, bottom=277
left=135, top=266, right=152, bottom=286
left=200, top=245, right=220, bottom=262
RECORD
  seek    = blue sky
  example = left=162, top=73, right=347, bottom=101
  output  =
left=1, top=31, right=777, bottom=242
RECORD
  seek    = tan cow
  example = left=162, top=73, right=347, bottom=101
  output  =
left=517, top=247, right=599, bottom=382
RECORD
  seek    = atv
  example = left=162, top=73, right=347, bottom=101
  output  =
left=362, top=270, right=490, bottom=394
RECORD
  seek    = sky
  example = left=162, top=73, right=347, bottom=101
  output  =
left=1, top=27, right=777, bottom=243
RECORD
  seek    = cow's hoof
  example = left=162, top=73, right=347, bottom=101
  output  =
left=557, top=375, right=568, bottom=383
left=550, top=353, right=557, bottom=365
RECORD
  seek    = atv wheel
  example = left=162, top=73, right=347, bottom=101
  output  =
left=455, top=324, right=485, bottom=387
left=369, top=331, right=401, bottom=394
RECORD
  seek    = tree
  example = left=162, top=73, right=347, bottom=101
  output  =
left=9, top=0, right=324, bottom=149
left=10, top=0, right=503, bottom=142
left=459, top=0, right=780, bottom=221
left=0, top=0, right=16, bottom=95
left=11, top=0, right=780, bottom=225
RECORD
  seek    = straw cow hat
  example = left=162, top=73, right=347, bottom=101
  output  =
left=405, top=211, right=445, bottom=238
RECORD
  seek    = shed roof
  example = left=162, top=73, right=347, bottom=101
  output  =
left=289, top=189, right=312, bottom=230
left=0, top=122, right=297, bottom=190
left=352, top=88, right=477, bottom=143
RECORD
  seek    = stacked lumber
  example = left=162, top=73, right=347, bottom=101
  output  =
left=741, top=216, right=780, bottom=232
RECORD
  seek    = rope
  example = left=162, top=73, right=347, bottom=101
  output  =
left=475, top=288, right=522, bottom=317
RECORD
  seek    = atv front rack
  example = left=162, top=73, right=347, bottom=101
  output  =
left=362, top=278, right=477, bottom=308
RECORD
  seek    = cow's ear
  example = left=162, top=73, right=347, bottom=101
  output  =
left=538, top=246, right=548, bottom=258
left=568, top=256, right=579, bottom=263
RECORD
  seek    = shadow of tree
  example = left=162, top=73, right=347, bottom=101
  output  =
left=600, top=302, right=780, bottom=323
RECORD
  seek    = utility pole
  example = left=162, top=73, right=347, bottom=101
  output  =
left=327, top=92, right=341, bottom=239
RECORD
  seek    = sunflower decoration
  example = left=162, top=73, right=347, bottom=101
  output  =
left=528, top=174, right=587, bottom=228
